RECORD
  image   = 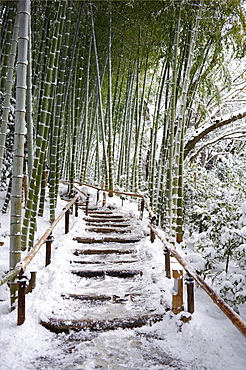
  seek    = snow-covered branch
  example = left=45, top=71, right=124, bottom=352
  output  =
left=189, top=130, right=246, bottom=162
left=184, top=108, right=246, bottom=158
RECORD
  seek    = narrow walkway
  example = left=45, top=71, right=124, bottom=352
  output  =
left=41, top=203, right=168, bottom=333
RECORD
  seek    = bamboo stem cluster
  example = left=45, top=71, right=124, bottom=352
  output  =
left=0, top=0, right=245, bottom=276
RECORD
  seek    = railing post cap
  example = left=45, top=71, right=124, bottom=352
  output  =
left=17, top=275, right=28, bottom=283
left=46, top=235, right=54, bottom=242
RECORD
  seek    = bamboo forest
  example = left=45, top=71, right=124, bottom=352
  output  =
left=0, top=0, right=246, bottom=368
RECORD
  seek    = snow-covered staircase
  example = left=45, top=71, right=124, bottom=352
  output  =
left=41, top=204, right=168, bottom=333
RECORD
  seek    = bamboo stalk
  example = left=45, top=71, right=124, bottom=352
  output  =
left=0, top=9, right=19, bottom=176
left=10, top=0, right=30, bottom=277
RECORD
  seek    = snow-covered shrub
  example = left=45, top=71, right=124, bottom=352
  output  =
left=217, top=272, right=246, bottom=310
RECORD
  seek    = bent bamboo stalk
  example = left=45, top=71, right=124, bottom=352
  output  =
left=149, top=225, right=246, bottom=337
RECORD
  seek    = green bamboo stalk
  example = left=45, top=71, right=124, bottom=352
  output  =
left=117, top=69, right=134, bottom=188
left=131, top=39, right=140, bottom=193
left=164, top=10, right=181, bottom=237
left=32, top=2, right=51, bottom=99
left=0, top=10, right=19, bottom=177
left=9, top=0, right=30, bottom=309
left=69, top=75, right=77, bottom=196
left=0, top=3, right=16, bottom=94
left=49, top=1, right=73, bottom=222
left=26, top=13, right=33, bottom=178
left=90, top=2, right=109, bottom=188
left=30, top=2, right=68, bottom=244
left=57, top=2, right=84, bottom=193
left=148, top=60, right=169, bottom=206
left=68, top=4, right=85, bottom=193
left=80, top=37, right=92, bottom=182
left=174, top=1, right=203, bottom=243
left=1, top=175, right=12, bottom=213
left=38, top=163, right=48, bottom=217
left=107, top=1, right=114, bottom=196
left=22, top=1, right=66, bottom=250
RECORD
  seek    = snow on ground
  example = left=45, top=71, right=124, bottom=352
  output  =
left=0, top=186, right=245, bottom=370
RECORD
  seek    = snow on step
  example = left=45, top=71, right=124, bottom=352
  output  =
left=84, top=217, right=128, bottom=224
left=87, top=213, right=125, bottom=219
left=85, top=221, right=131, bottom=227
left=85, top=226, right=130, bottom=233
left=73, top=236, right=142, bottom=243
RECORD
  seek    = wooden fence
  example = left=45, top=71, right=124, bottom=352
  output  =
left=0, top=182, right=245, bottom=337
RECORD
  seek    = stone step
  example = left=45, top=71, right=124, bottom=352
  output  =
left=84, top=216, right=128, bottom=223
left=73, top=236, right=141, bottom=244
left=74, top=249, right=136, bottom=255
left=72, top=259, right=138, bottom=265
left=85, top=222, right=131, bottom=228
left=41, top=313, right=165, bottom=334
left=88, top=214, right=124, bottom=219
left=80, top=209, right=114, bottom=215
left=85, top=226, right=129, bottom=234
left=62, top=293, right=133, bottom=303
left=71, top=269, right=142, bottom=278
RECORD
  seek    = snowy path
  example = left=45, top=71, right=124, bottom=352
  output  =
left=40, top=205, right=167, bottom=333
left=0, top=191, right=246, bottom=369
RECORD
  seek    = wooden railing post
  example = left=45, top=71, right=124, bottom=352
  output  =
left=140, top=198, right=144, bottom=220
left=17, top=275, right=27, bottom=326
left=164, top=247, right=171, bottom=279
left=185, top=274, right=195, bottom=314
left=45, top=234, right=54, bottom=266
left=75, top=198, right=78, bottom=217
left=96, top=190, right=100, bottom=205
left=172, top=269, right=183, bottom=314
left=102, top=192, right=106, bottom=207
left=25, top=272, right=37, bottom=294
left=86, top=195, right=90, bottom=216
left=65, top=210, right=70, bottom=234
left=150, top=216, right=156, bottom=243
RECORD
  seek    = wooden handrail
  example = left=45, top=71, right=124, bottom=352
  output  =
left=142, top=196, right=156, bottom=220
left=73, top=181, right=144, bottom=199
left=0, top=194, right=80, bottom=287
left=7, top=179, right=243, bottom=336
left=149, top=224, right=246, bottom=337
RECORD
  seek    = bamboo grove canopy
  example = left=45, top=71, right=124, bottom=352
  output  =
left=0, top=0, right=245, bottom=259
